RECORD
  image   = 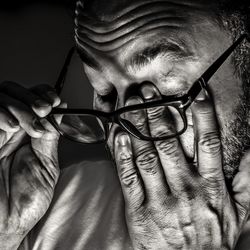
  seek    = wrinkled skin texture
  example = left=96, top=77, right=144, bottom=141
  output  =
left=76, top=0, right=246, bottom=166
left=114, top=83, right=250, bottom=249
left=75, top=0, right=250, bottom=248
left=1, top=0, right=250, bottom=249
left=0, top=82, right=62, bottom=249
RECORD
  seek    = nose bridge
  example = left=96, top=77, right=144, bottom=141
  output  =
left=102, top=63, right=140, bottom=108
left=96, top=51, right=144, bottom=108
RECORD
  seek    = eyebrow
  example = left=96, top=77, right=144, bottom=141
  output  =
left=127, top=41, right=195, bottom=71
left=75, top=40, right=195, bottom=72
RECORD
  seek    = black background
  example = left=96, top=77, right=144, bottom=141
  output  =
left=0, top=2, right=108, bottom=168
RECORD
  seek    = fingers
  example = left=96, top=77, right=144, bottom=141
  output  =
left=31, top=84, right=61, bottom=108
left=0, top=82, right=54, bottom=117
left=124, top=96, right=168, bottom=198
left=0, top=107, right=20, bottom=132
left=114, top=132, right=145, bottom=210
left=0, top=81, right=61, bottom=138
left=191, top=90, right=223, bottom=180
left=30, top=102, right=68, bottom=178
left=139, top=82, right=191, bottom=190
left=0, top=92, right=46, bottom=138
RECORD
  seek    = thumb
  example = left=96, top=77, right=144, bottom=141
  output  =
left=232, top=150, right=250, bottom=217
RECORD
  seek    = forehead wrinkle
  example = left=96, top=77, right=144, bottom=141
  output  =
left=76, top=23, right=184, bottom=52
left=75, top=0, right=219, bottom=52
left=76, top=14, right=187, bottom=44
left=79, top=0, right=213, bottom=25
left=76, top=9, right=184, bottom=34
left=76, top=0, right=212, bottom=33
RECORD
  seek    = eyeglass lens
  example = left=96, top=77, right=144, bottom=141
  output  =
left=119, top=105, right=185, bottom=139
left=56, top=114, right=106, bottom=143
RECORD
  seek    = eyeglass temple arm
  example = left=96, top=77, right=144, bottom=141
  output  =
left=54, top=47, right=75, bottom=95
left=187, top=34, right=249, bottom=103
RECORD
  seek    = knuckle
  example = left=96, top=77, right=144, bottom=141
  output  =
left=136, top=149, right=158, bottom=172
left=155, top=138, right=178, bottom=156
left=119, top=167, right=139, bottom=187
left=117, top=151, right=133, bottom=166
left=199, top=132, right=221, bottom=154
left=151, top=124, right=174, bottom=138
left=32, top=105, right=52, bottom=118
left=116, top=147, right=133, bottom=167
left=134, top=121, right=146, bottom=131
left=127, top=113, right=146, bottom=126
left=21, top=119, right=45, bottom=137
left=147, top=106, right=164, bottom=120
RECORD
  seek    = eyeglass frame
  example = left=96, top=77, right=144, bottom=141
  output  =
left=49, top=34, right=249, bottom=143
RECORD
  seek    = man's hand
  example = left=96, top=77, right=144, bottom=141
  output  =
left=114, top=82, right=250, bottom=249
left=0, top=81, right=63, bottom=249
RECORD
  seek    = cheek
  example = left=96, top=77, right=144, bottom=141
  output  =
left=208, top=65, right=243, bottom=130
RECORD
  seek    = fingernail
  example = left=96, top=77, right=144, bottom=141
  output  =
left=125, top=96, right=143, bottom=106
left=195, top=89, right=208, bottom=102
left=35, top=99, right=50, bottom=107
left=8, top=119, right=19, bottom=128
left=115, top=133, right=132, bottom=160
left=118, top=133, right=130, bottom=146
left=140, top=85, right=156, bottom=100
left=33, top=119, right=45, bottom=132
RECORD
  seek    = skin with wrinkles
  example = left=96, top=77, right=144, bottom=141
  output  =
left=74, top=0, right=250, bottom=249
left=0, top=0, right=250, bottom=249
left=75, top=0, right=249, bottom=168
left=0, top=82, right=63, bottom=249
left=75, top=1, right=219, bottom=50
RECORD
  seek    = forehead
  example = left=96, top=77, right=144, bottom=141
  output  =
left=75, top=0, right=224, bottom=73
left=75, top=0, right=222, bottom=55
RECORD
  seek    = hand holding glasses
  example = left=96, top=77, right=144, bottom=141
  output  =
left=49, top=34, right=249, bottom=144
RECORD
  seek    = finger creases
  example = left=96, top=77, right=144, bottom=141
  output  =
left=114, top=132, right=144, bottom=209
left=137, top=82, right=194, bottom=194
left=191, top=90, right=223, bottom=180
left=124, top=96, right=168, bottom=197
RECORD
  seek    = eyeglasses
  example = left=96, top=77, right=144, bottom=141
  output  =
left=49, top=34, right=249, bottom=144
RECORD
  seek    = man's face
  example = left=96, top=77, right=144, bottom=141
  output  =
left=75, top=0, right=249, bottom=178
